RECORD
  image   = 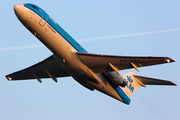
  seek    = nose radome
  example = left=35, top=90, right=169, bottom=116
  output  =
left=14, top=4, right=24, bottom=18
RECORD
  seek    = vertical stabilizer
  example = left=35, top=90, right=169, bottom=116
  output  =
left=121, top=72, right=142, bottom=97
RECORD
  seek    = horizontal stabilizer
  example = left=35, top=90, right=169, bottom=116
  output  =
left=134, top=75, right=177, bottom=86
left=121, top=72, right=176, bottom=98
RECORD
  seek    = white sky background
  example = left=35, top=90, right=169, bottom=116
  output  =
left=0, top=1, right=180, bottom=120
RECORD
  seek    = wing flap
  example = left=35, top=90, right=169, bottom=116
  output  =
left=77, top=52, right=175, bottom=73
left=6, top=55, right=70, bottom=81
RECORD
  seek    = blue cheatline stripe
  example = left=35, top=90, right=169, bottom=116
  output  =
left=101, top=73, right=131, bottom=105
left=24, top=3, right=88, bottom=53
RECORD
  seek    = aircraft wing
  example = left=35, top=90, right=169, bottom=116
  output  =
left=6, top=55, right=70, bottom=81
left=77, top=52, right=175, bottom=73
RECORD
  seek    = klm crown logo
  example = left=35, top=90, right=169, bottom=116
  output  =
left=124, top=75, right=134, bottom=93
left=127, top=75, right=133, bottom=83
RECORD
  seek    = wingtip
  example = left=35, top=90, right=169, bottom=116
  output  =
left=171, top=81, right=177, bottom=86
left=167, top=57, right=175, bottom=62
left=5, top=75, right=12, bottom=81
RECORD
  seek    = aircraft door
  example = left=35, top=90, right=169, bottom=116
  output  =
left=39, top=10, right=47, bottom=27
left=39, top=18, right=46, bottom=27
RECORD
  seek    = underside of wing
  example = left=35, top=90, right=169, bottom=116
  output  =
left=6, top=55, right=70, bottom=81
left=77, top=52, right=175, bottom=73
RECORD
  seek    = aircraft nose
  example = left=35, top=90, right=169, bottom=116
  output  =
left=14, top=4, right=24, bottom=18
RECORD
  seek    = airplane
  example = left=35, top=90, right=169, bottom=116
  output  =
left=6, top=3, right=176, bottom=105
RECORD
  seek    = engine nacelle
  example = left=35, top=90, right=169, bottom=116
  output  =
left=105, top=71, right=127, bottom=87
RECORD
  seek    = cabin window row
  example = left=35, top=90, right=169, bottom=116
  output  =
left=50, top=20, right=84, bottom=52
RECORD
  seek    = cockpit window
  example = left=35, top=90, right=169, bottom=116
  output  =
left=32, top=5, right=38, bottom=10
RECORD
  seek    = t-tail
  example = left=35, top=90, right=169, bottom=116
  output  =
left=119, top=72, right=176, bottom=104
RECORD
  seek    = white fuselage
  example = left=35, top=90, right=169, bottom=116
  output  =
left=14, top=4, right=123, bottom=102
